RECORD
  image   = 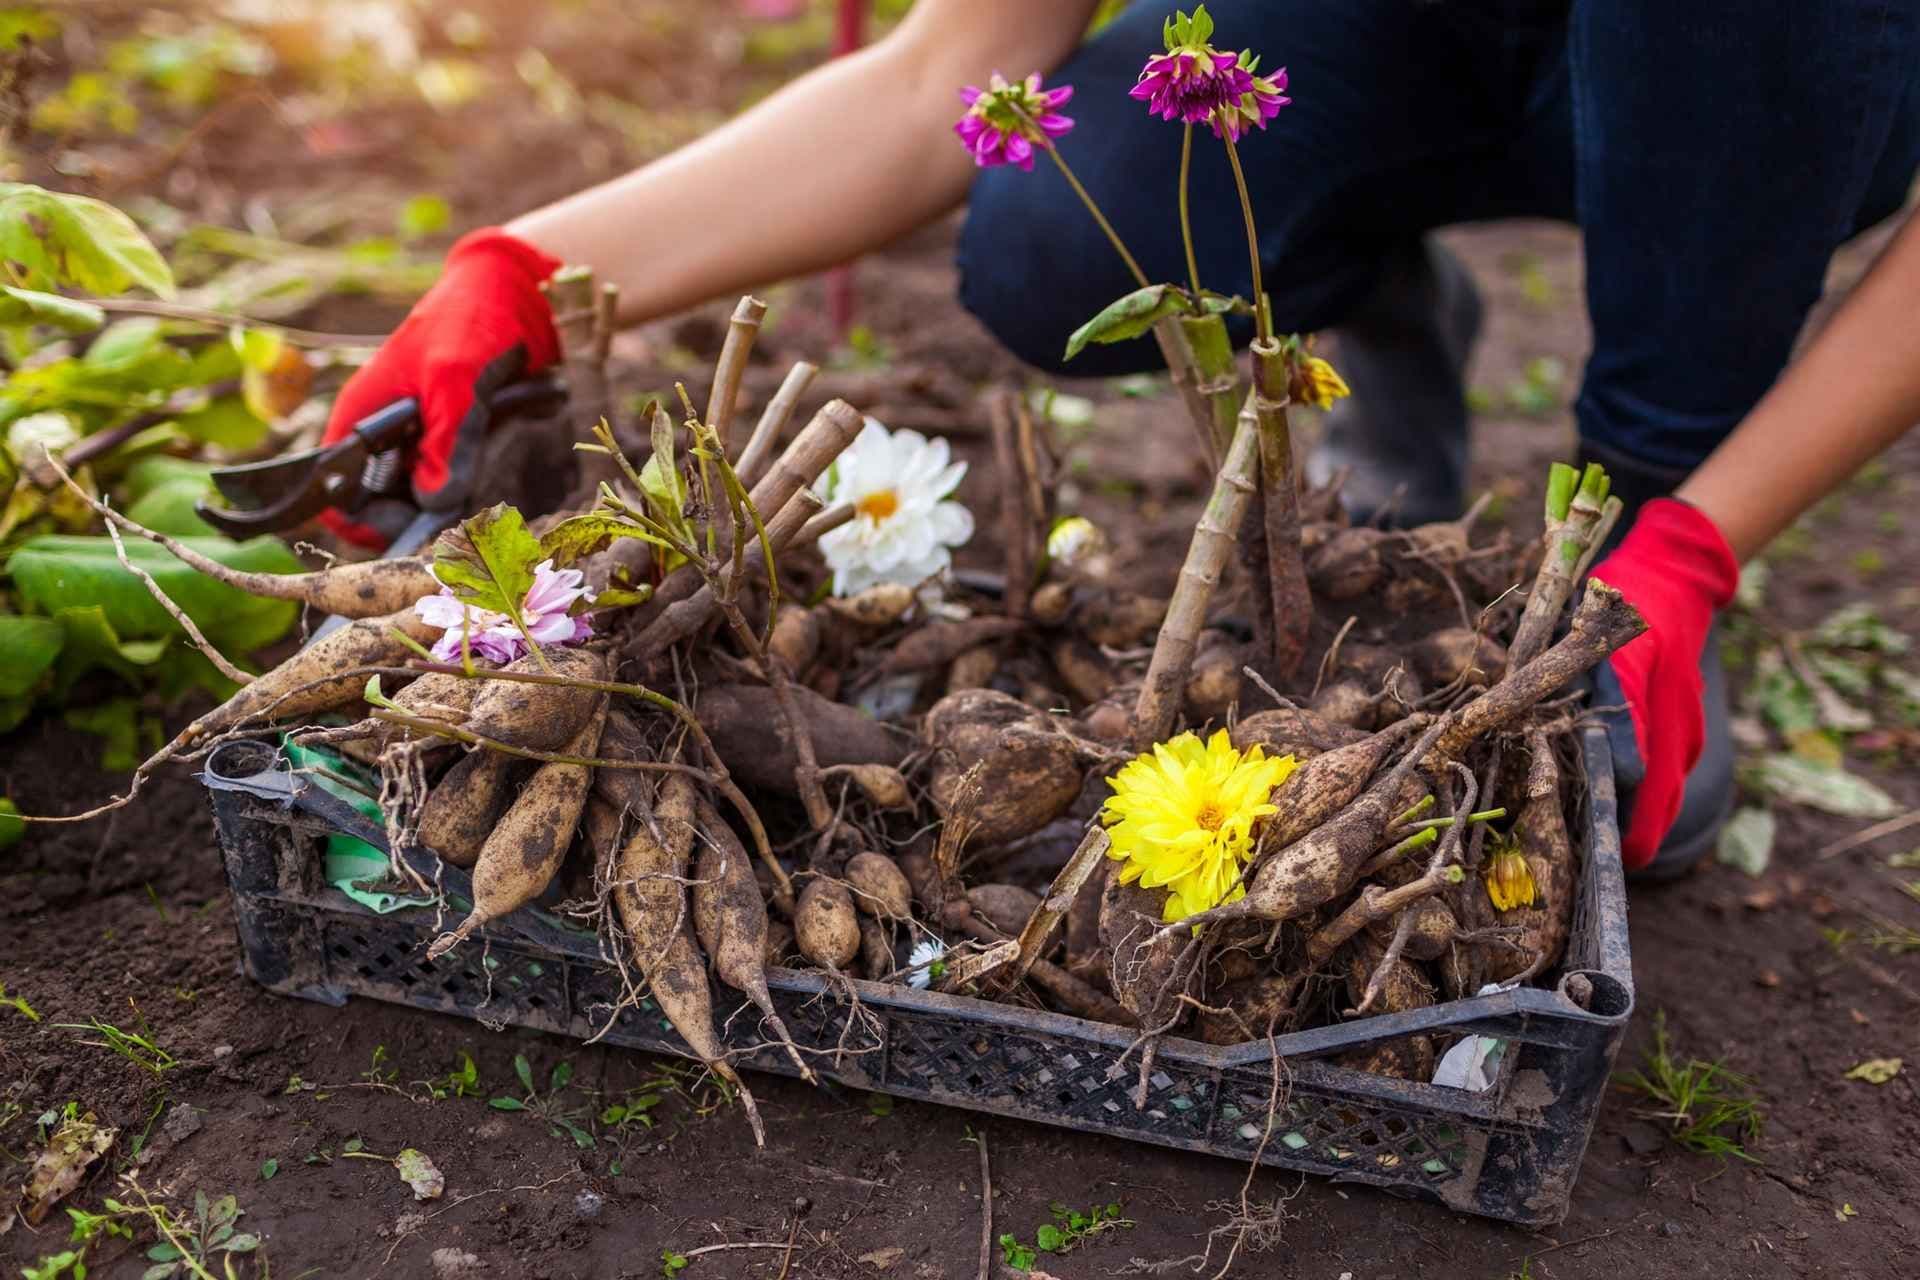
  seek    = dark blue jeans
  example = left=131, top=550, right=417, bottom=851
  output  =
left=958, top=0, right=1920, bottom=473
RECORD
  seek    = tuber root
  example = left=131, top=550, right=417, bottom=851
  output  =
left=794, top=878, right=860, bottom=971
left=696, top=683, right=907, bottom=793
left=428, top=699, right=607, bottom=954
left=167, top=607, right=440, bottom=753
left=690, top=796, right=814, bottom=1081
left=924, top=689, right=1087, bottom=850
left=418, top=747, right=529, bottom=868
left=611, top=773, right=763, bottom=1145
left=461, top=647, right=608, bottom=752
left=843, top=851, right=913, bottom=920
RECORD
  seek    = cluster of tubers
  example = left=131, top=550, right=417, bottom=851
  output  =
left=93, top=296, right=1643, bottom=1139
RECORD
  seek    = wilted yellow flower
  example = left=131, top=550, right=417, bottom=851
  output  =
left=1291, top=352, right=1351, bottom=411
left=1485, top=840, right=1537, bottom=912
left=1101, top=729, right=1297, bottom=921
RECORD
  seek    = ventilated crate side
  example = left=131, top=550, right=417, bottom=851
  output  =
left=201, top=726, right=1633, bottom=1226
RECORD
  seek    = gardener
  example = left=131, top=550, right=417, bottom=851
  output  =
left=321, top=0, right=1920, bottom=878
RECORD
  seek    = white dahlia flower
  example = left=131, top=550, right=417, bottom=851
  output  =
left=818, top=418, right=974, bottom=597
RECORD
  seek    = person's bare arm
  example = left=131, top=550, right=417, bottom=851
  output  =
left=1678, top=210, right=1920, bottom=561
left=507, top=0, right=1101, bottom=325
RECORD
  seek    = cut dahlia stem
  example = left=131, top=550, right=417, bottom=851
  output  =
left=1151, top=319, right=1223, bottom=468
left=628, top=488, right=824, bottom=660
left=736, top=360, right=818, bottom=488
left=706, top=295, right=768, bottom=457
left=1131, top=404, right=1262, bottom=748
left=645, top=399, right=865, bottom=619
left=1179, top=311, right=1271, bottom=662
left=1000, top=825, right=1110, bottom=989
left=1179, top=313, right=1243, bottom=456
left=795, top=501, right=854, bottom=547
left=549, top=266, right=621, bottom=509
left=1509, top=462, right=1612, bottom=667
left=1251, top=339, right=1311, bottom=680
left=1569, top=494, right=1625, bottom=586
left=1427, top=579, right=1646, bottom=764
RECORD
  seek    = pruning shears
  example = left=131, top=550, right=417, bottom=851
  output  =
left=194, top=376, right=570, bottom=547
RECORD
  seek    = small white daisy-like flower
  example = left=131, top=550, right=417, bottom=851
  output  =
left=819, top=418, right=974, bottom=598
left=906, top=937, right=948, bottom=990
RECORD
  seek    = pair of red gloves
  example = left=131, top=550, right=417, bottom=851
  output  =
left=326, top=229, right=1739, bottom=869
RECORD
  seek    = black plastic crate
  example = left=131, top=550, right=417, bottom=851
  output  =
left=200, top=725, right=1633, bottom=1226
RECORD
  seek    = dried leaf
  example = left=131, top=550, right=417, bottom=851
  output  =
left=395, top=1148, right=444, bottom=1200
left=21, top=1111, right=116, bottom=1226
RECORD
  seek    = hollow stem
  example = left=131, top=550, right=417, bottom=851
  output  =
left=1178, top=124, right=1203, bottom=298
left=1220, top=132, right=1271, bottom=341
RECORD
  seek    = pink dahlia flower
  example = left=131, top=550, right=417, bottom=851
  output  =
left=1211, top=60, right=1290, bottom=140
left=415, top=560, right=595, bottom=665
left=953, top=72, right=1074, bottom=171
left=1129, top=48, right=1253, bottom=126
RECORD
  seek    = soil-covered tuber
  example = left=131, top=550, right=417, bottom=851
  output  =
left=794, top=878, right=860, bottom=971
left=428, top=700, right=607, bottom=955
left=696, top=683, right=906, bottom=793
left=924, top=688, right=1087, bottom=850
left=462, top=647, right=608, bottom=751
left=843, top=851, right=912, bottom=920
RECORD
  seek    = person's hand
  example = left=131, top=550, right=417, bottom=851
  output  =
left=1589, top=498, right=1739, bottom=869
left=319, top=228, right=561, bottom=549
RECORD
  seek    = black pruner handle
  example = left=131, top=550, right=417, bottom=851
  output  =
left=195, top=374, right=570, bottom=537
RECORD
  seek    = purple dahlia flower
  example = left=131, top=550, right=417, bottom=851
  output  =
left=953, top=72, right=1074, bottom=171
left=1211, top=61, right=1291, bottom=140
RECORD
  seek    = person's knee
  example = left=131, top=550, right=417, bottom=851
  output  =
left=956, top=166, right=1162, bottom=377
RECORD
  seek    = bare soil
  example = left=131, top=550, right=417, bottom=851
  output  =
left=6, top=5, right=1920, bottom=1276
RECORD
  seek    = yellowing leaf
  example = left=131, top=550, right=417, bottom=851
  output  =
left=242, top=343, right=314, bottom=423
left=1065, top=284, right=1185, bottom=362
left=1844, top=1057, right=1902, bottom=1085
left=0, top=182, right=174, bottom=297
left=395, top=1148, right=444, bottom=1200
left=537, top=512, right=668, bottom=566
left=228, top=324, right=284, bottom=372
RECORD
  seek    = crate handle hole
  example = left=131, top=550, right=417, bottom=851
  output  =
left=1561, top=969, right=1631, bottom=1018
left=205, top=739, right=280, bottom=781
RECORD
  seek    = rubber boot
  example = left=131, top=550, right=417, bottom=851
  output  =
left=1305, top=237, right=1482, bottom=527
left=1580, top=441, right=1736, bottom=881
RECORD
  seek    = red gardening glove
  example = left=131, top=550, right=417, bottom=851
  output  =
left=1588, top=498, right=1738, bottom=869
left=320, top=228, right=561, bottom=549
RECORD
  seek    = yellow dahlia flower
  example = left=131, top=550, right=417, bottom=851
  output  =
left=1100, top=729, right=1297, bottom=922
left=1292, top=352, right=1351, bottom=411
left=1485, top=839, right=1537, bottom=912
